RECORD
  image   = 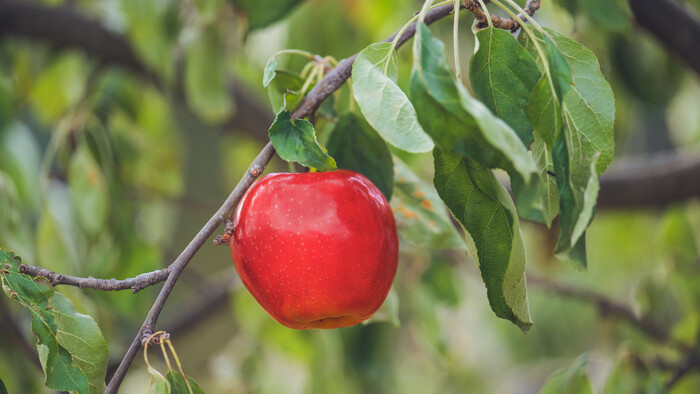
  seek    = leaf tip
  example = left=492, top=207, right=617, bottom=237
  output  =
left=519, top=321, right=533, bottom=334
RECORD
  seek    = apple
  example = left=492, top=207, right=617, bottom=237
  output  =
left=230, top=170, right=398, bottom=329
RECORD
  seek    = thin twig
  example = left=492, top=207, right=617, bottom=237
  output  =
left=628, top=0, right=700, bottom=77
left=597, top=153, right=700, bottom=208
left=17, top=264, right=170, bottom=293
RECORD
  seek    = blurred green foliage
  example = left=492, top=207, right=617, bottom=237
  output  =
left=0, top=0, right=700, bottom=393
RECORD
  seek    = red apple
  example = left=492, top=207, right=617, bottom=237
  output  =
left=230, top=170, right=398, bottom=329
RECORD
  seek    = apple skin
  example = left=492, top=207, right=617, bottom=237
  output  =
left=230, top=170, right=398, bottom=329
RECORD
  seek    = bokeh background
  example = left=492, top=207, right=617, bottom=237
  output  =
left=1, top=0, right=700, bottom=392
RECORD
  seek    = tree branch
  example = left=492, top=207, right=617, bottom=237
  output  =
left=0, top=0, right=154, bottom=78
left=628, top=0, right=700, bottom=77
left=598, top=153, right=700, bottom=208
left=17, top=264, right=170, bottom=293
left=105, top=5, right=457, bottom=392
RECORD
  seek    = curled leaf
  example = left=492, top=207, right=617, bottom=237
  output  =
left=268, top=109, right=336, bottom=171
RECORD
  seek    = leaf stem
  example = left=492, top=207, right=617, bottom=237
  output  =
left=166, top=339, right=194, bottom=394
left=501, top=0, right=553, bottom=42
left=418, top=0, right=437, bottom=24
left=272, top=49, right=316, bottom=60
left=324, top=56, right=339, bottom=67
left=159, top=340, right=173, bottom=371
left=143, top=331, right=162, bottom=372
left=476, top=0, right=493, bottom=28
left=391, top=0, right=452, bottom=51
left=299, top=66, right=319, bottom=99
left=348, top=78, right=356, bottom=112
left=316, top=62, right=325, bottom=83
left=299, top=61, right=316, bottom=79
left=453, top=0, right=462, bottom=81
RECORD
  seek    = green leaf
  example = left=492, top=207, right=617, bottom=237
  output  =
left=525, top=34, right=572, bottom=147
left=521, top=29, right=615, bottom=267
left=521, top=29, right=615, bottom=173
left=410, top=23, right=538, bottom=212
left=147, top=366, right=171, bottom=394
left=268, top=109, right=336, bottom=170
left=555, top=28, right=615, bottom=266
left=0, top=377, right=6, bottom=394
left=544, top=35, right=573, bottom=103
left=166, top=370, right=205, bottom=394
left=362, top=286, right=400, bottom=328
left=528, top=75, right=563, bottom=147
left=433, top=149, right=532, bottom=332
left=232, top=0, right=304, bottom=29
left=326, top=113, right=394, bottom=200
left=185, top=26, right=233, bottom=123
left=553, top=134, right=600, bottom=268
left=267, top=69, right=305, bottom=114
left=469, top=26, right=541, bottom=146
left=0, top=249, right=89, bottom=393
left=391, top=157, right=465, bottom=250
left=578, top=0, right=631, bottom=32
left=262, top=57, right=278, bottom=88
left=557, top=32, right=615, bottom=175
left=539, top=356, right=593, bottom=394
left=518, top=135, right=559, bottom=227
left=68, top=143, right=109, bottom=237
left=352, top=42, right=434, bottom=153
left=50, top=292, right=109, bottom=393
